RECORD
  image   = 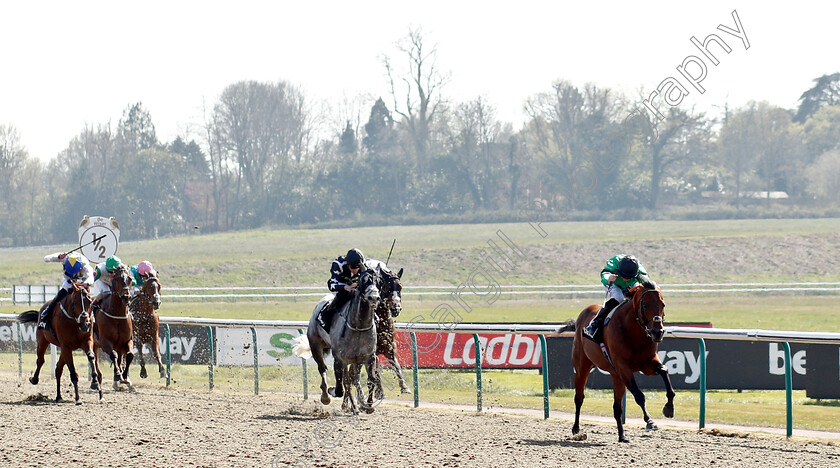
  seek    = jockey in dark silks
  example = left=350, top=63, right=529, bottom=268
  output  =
left=39, top=252, right=95, bottom=330
left=318, top=248, right=367, bottom=332
left=583, top=254, right=655, bottom=342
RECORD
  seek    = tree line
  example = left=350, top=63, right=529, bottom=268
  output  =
left=0, top=31, right=838, bottom=246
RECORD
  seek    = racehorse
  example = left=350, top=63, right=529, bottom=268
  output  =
left=571, top=282, right=675, bottom=443
left=295, top=269, right=381, bottom=414
left=366, top=263, right=410, bottom=398
left=94, top=264, right=135, bottom=391
left=130, top=275, right=165, bottom=379
left=18, top=283, right=104, bottom=403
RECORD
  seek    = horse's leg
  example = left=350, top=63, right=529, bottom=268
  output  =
left=137, top=335, right=148, bottom=379
left=152, top=332, right=166, bottom=379
left=624, top=372, right=657, bottom=431
left=64, top=350, right=81, bottom=405
left=572, top=362, right=593, bottom=436
left=101, top=340, right=122, bottom=390
left=387, top=350, right=411, bottom=394
left=363, top=356, right=378, bottom=412
left=343, top=364, right=358, bottom=415
left=84, top=342, right=103, bottom=401
left=311, top=345, right=331, bottom=405
left=656, top=362, right=676, bottom=418
left=122, top=344, right=135, bottom=390
left=366, top=357, right=380, bottom=402
left=55, top=350, right=67, bottom=402
left=611, top=376, right=629, bottom=443
left=330, top=360, right=344, bottom=398
left=30, top=334, right=49, bottom=385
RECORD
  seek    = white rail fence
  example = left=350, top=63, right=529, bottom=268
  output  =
left=6, top=282, right=838, bottom=303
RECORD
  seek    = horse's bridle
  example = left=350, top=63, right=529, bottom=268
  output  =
left=131, top=277, right=161, bottom=310
left=101, top=266, right=133, bottom=319
left=344, top=271, right=380, bottom=332
left=60, top=284, right=92, bottom=327
left=379, top=273, right=402, bottom=317
left=634, top=288, right=664, bottom=342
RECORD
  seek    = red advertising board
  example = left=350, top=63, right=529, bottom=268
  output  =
left=392, top=331, right=544, bottom=368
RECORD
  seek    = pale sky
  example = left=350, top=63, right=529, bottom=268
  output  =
left=1, top=1, right=837, bottom=162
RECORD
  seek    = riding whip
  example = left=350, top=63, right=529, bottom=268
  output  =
left=64, top=233, right=108, bottom=256
left=385, top=239, right=396, bottom=266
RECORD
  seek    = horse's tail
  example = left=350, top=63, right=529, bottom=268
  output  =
left=558, top=319, right=576, bottom=333
left=18, top=310, right=39, bottom=324
left=292, top=334, right=313, bottom=360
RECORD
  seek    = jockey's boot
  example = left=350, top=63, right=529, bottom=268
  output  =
left=583, top=298, right=619, bottom=341
left=39, top=288, right=68, bottom=330
left=318, top=303, right=335, bottom=333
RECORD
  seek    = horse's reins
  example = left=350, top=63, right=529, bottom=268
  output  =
left=633, top=287, right=664, bottom=341
left=59, top=286, right=92, bottom=325
left=100, top=268, right=133, bottom=320
left=343, top=273, right=377, bottom=333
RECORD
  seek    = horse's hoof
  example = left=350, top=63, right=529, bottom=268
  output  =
left=619, top=437, right=630, bottom=443
left=572, top=425, right=580, bottom=435
left=140, top=369, right=148, bottom=379
left=159, top=371, right=166, bottom=379
left=112, top=383, right=120, bottom=391
left=29, top=377, right=38, bottom=385
left=328, top=387, right=343, bottom=398
left=320, top=394, right=331, bottom=405
left=646, top=421, right=659, bottom=431
left=75, top=400, right=83, bottom=406
left=400, top=387, right=412, bottom=394
left=663, top=403, right=674, bottom=418
left=364, top=406, right=375, bottom=414
left=55, top=397, right=63, bottom=403
left=374, top=390, right=385, bottom=401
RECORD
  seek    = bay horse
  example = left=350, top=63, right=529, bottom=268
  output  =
left=130, top=275, right=165, bottom=379
left=294, top=268, right=381, bottom=414
left=571, top=283, right=675, bottom=443
left=94, top=264, right=135, bottom=391
left=366, top=262, right=410, bottom=398
left=18, top=282, right=104, bottom=403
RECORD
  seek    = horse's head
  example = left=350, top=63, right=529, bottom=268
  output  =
left=631, top=283, right=666, bottom=342
left=111, top=265, right=132, bottom=303
left=377, top=266, right=403, bottom=317
left=67, top=283, right=94, bottom=333
left=357, top=269, right=381, bottom=308
left=140, top=275, right=162, bottom=310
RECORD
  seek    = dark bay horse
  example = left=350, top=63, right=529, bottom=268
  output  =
left=295, top=269, right=381, bottom=414
left=368, top=263, right=410, bottom=398
left=18, top=283, right=104, bottom=403
left=571, top=283, right=675, bottom=443
left=94, top=264, right=135, bottom=391
left=130, top=275, right=164, bottom=379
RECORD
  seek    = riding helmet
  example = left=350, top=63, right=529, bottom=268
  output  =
left=617, top=255, right=640, bottom=279
left=345, top=248, right=365, bottom=269
left=105, top=255, right=122, bottom=272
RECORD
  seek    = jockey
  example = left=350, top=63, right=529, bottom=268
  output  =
left=39, top=252, right=94, bottom=329
left=91, top=255, right=126, bottom=307
left=583, top=254, right=653, bottom=341
left=318, top=248, right=367, bottom=332
left=129, top=260, right=158, bottom=294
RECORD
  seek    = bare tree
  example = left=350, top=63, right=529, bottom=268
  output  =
left=383, top=27, right=450, bottom=165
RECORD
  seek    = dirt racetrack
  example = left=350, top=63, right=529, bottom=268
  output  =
left=1, top=377, right=839, bottom=467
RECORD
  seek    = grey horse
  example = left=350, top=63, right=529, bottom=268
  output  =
left=299, top=268, right=380, bottom=414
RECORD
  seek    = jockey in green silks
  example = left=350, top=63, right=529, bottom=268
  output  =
left=583, top=254, right=654, bottom=342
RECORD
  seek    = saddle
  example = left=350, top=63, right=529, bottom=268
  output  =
left=590, top=298, right=629, bottom=344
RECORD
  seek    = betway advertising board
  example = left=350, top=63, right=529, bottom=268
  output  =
left=0, top=320, right=209, bottom=364
left=546, top=336, right=819, bottom=391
